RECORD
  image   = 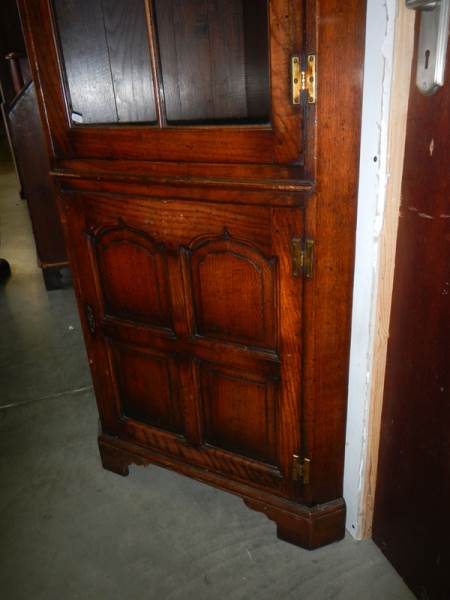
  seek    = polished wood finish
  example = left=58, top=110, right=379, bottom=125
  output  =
left=301, top=0, right=366, bottom=506
left=18, top=0, right=366, bottom=549
left=154, top=0, right=269, bottom=124
left=0, top=0, right=68, bottom=286
left=5, top=53, right=25, bottom=96
left=59, top=190, right=303, bottom=498
left=373, top=28, right=450, bottom=598
left=20, top=0, right=303, bottom=164
left=1, top=80, right=68, bottom=286
left=2, top=82, right=66, bottom=270
left=98, top=434, right=346, bottom=549
left=53, top=0, right=156, bottom=124
left=2, top=81, right=67, bottom=278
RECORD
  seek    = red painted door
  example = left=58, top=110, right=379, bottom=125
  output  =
left=373, top=21, right=450, bottom=600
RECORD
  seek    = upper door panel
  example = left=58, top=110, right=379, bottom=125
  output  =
left=21, top=0, right=304, bottom=164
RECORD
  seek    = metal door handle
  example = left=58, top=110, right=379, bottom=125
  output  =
left=406, top=0, right=449, bottom=95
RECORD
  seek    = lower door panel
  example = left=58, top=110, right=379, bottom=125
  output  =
left=61, top=189, right=304, bottom=500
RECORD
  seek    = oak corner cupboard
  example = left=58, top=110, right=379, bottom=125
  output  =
left=18, top=0, right=366, bottom=549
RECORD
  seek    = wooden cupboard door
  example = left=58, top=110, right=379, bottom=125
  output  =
left=62, top=191, right=304, bottom=500
left=21, top=0, right=304, bottom=164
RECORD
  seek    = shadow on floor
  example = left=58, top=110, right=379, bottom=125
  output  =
left=0, top=163, right=414, bottom=599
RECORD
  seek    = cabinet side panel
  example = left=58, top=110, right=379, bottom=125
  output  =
left=302, top=0, right=367, bottom=504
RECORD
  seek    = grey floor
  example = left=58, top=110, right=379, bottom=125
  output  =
left=0, top=150, right=415, bottom=599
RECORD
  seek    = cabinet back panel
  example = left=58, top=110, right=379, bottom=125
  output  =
left=53, top=0, right=156, bottom=124
left=155, top=0, right=270, bottom=124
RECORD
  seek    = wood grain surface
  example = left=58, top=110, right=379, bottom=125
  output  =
left=18, top=0, right=366, bottom=549
left=373, top=23, right=450, bottom=598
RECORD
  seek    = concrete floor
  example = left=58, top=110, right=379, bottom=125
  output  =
left=0, top=150, right=415, bottom=599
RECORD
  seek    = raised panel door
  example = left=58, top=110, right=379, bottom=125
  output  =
left=61, top=190, right=304, bottom=500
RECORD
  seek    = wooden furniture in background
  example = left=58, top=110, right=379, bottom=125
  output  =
left=0, top=0, right=26, bottom=284
left=1, top=57, right=68, bottom=289
left=0, top=0, right=68, bottom=290
left=18, top=0, right=366, bottom=548
left=0, top=0, right=27, bottom=104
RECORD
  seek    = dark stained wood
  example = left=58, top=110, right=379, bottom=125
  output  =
left=2, top=81, right=67, bottom=275
left=0, top=0, right=64, bottom=289
left=56, top=173, right=311, bottom=210
left=373, top=29, right=450, bottom=599
left=0, top=1, right=26, bottom=56
left=93, top=224, right=172, bottom=327
left=243, top=497, right=346, bottom=549
left=111, top=341, right=183, bottom=433
left=18, top=0, right=366, bottom=549
left=53, top=0, right=118, bottom=124
left=53, top=0, right=156, bottom=124
left=53, top=157, right=305, bottom=182
left=0, top=0, right=27, bottom=103
left=98, top=431, right=346, bottom=549
left=243, top=0, right=270, bottom=120
left=19, top=0, right=303, bottom=164
left=5, top=53, right=25, bottom=95
left=187, top=232, right=277, bottom=348
left=154, top=0, right=268, bottom=124
left=58, top=189, right=302, bottom=499
left=101, top=0, right=156, bottom=123
left=200, top=362, right=278, bottom=465
left=196, top=0, right=249, bottom=121
left=301, top=0, right=367, bottom=505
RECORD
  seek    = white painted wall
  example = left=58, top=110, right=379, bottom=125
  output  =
left=344, top=0, right=397, bottom=539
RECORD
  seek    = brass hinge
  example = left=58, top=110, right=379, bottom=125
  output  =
left=292, top=455, right=311, bottom=485
left=291, top=54, right=316, bottom=105
left=292, top=238, right=314, bottom=279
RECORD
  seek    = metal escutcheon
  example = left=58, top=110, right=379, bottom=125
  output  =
left=406, top=0, right=449, bottom=95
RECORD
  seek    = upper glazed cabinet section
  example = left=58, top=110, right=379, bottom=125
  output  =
left=53, top=0, right=270, bottom=127
left=24, top=0, right=304, bottom=164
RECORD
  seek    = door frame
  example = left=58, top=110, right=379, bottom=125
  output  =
left=345, top=1, right=416, bottom=539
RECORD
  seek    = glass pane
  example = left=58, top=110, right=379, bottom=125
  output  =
left=154, top=0, right=270, bottom=125
left=53, top=0, right=157, bottom=125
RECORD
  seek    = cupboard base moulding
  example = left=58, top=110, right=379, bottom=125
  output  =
left=98, top=434, right=346, bottom=550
